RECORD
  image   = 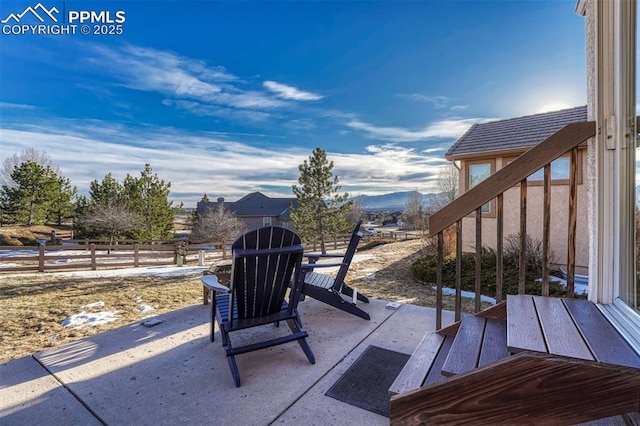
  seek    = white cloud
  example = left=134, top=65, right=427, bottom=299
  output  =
left=263, top=81, right=323, bottom=101
left=346, top=117, right=492, bottom=142
left=398, top=94, right=449, bottom=108
left=397, top=94, right=469, bottom=112
left=0, top=118, right=450, bottom=205
left=83, top=44, right=287, bottom=111
left=0, top=102, right=38, bottom=110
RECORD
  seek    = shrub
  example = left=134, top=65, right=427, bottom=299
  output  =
left=0, top=234, right=23, bottom=246
left=411, top=234, right=567, bottom=299
left=17, top=237, right=38, bottom=246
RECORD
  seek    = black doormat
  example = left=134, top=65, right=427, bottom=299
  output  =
left=325, top=345, right=410, bottom=417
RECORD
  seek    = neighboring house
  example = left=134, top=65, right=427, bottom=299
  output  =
left=446, top=105, right=589, bottom=274
left=196, top=192, right=297, bottom=231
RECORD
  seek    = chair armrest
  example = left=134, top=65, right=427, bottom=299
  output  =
left=304, top=252, right=346, bottom=264
left=201, top=275, right=230, bottom=293
left=304, top=253, right=345, bottom=259
left=302, top=262, right=344, bottom=270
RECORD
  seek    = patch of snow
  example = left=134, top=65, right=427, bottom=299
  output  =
left=81, top=301, right=105, bottom=309
left=432, top=286, right=497, bottom=304
left=62, top=311, right=119, bottom=328
left=365, top=273, right=376, bottom=279
left=535, top=276, right=589, bottom=295
left=139, top=304, right=154, bottom=313
left=0, top=265, right=208, bottom=279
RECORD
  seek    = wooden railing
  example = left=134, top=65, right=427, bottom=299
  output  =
left=429, top=121, right=596, bottom=329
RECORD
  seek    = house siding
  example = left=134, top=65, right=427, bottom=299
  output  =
left=459, top=151, right=589, bottom=274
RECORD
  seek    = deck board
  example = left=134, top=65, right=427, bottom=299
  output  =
left=507, top=295, right=547, bottom=353
left=424, top=335, right=454, bottom=385
left=479, top=318, right=509, bottom=367
left=441, top=314, right=485, bottom=376
left=534, top=296, right=593, bottom=360
left=388, top=332, right=446, bottom=396
left=564, top=298, right=640, bottom=369
left=304, top=272, right=334, bottom=289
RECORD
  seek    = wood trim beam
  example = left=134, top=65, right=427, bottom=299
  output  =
left=390, top=351, right=640, bottom=425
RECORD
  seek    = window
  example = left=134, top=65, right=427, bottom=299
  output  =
left=504, top=153, right=583, bottom=185
left=263, top=217, right=272, bottom=227
left=465, top=160, right=495, bottom=214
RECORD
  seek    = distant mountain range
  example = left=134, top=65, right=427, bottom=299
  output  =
left=351, top=191, right=441, bottom=211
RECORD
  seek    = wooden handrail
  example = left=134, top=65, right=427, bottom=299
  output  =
left=429, top=121, right=596, bottom=236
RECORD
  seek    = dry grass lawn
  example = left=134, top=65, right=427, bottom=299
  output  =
left=0, top=238, right=489, bottom=364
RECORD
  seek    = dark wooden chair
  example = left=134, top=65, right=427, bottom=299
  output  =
left=302, top=220, right=371, bottom=320
left=201, top=227, right=315, bottom=387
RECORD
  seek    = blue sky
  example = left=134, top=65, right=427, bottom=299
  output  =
left=0, top=0, right=587, bottom=206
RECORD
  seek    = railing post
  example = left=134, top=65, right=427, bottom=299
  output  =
left=90, top=244, right=96, bottom=270
left=496, top=194, right=504, bottom=303
left=134, top=244, right=139, bottom=267
left=436, top=231, right=443, bottom=330
left=543, top=164, right=551, bottom=296
left=566, top=147, right=578, bottom=297
left=38, top=244, right=45, bottom=272
left=519, top=179, right=527, bottom=294
left=455, top=220, right=462, bottom=321
left=475, top=207, right=482, bottom=313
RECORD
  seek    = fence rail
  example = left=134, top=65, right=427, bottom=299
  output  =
left=0, top=229, right=415, bottom=274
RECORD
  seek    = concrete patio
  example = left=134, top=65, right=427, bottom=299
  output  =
left=0, top=297, right=450, bottom=425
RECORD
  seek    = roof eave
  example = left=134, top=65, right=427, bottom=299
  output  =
left=447, top=143, right=588, bottom=161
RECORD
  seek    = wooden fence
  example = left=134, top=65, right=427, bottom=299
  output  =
left=0, top=230, right=416, bottom=274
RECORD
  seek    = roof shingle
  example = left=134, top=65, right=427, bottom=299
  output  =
left=446, top=105, right=587, bottom=159
left=197, top=192, right=296, bottom=218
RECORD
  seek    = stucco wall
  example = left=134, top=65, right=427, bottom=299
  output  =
left=584, top=0, right=597, bottom=283
left=460, top=151, right=589, bottom=274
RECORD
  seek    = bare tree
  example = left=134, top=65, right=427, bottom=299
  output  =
left=429, top=163, right=459, bottom=255
left=1, top=148, right=60, bottom=188
left=190, top=203, right=246, bottom=244
left=431, top=163, right=459, bottom=212
left=405, top=191, right=427, bottom=232
left=79, top=202, right=143, bottom=245
left=344, top=195, right=367, bottom=225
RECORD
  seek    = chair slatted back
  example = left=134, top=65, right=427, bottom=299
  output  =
left=229, top=227, right=303, bottom=320
left=332, top=220, right=363, bottom=289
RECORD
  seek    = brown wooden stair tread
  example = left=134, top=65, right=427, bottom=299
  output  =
left=441, top=315, right=508, bottom=376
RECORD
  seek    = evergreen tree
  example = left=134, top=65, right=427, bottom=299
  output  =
left=1, top=148, right=59, bottom=189
left=0, top=161, right=59, bottom=225
left=192, top=193, right=211, bottom=224
left=291, top=147, right=352, bottom=253
left=122, top=163, right=174, bottom=240
left=48, top=175, right=78, bottom=225
left=89, top=173, right=123, bottom=205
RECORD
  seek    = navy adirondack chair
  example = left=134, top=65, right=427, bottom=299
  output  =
left=302, top=220, right=371, bottom=320
left=201, top=227, right=315, bottom=387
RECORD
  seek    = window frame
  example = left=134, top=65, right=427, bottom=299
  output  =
left=503, top=151, right=584, bottom=186
left=464, top=158, right=496, bottom=217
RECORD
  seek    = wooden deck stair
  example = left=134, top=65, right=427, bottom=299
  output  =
left=389, top=296, right=640, bottom=425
